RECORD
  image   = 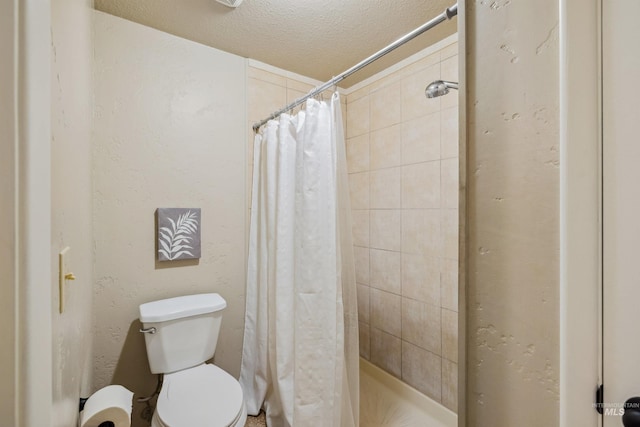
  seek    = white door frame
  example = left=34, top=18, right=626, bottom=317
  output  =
left=560, top=0, right=602, bottom=426
left=2, top=0, right=53, bottom=425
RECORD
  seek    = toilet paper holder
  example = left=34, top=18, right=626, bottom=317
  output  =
left=79, top=397, right=89, bottom=412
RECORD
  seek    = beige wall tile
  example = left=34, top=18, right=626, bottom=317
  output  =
left=402, top=64, right=440, bottom=121
left=441, top=209, right=458, bottom=260
left=370, top=82, right=402, bottom=130
left=402, top=341, right=442, bottom=401
left=441, top=106, right=459, bottom=159
left=401, top=209, right=441, bottom=256
left=401, top=297, right=441, bottom=355
left=398, top=51, right=442, bottom=79
left=370, top=209, right=401, bottom=251
left=357, top=284, right=370, bottom=324
left=348, top=171, right=370, bottom=209
left=346, top=95, right=370, bottom=138
left=287, top=88, right=306, bottom=104
left=442, top=308, right=458, bottom=363
left=440, top=42, right=458, bottom=60
left=346, top=134, right=369, bottom=173
left=441, top=158, right=458, bottom=210
left=371, top=327, right=402, bottom=378
left=347, top=84, right=370, bottom=103
left=359, top=321, right=371, bottom=360
left=440, top=54, right=459, bottom=83
left=441, top=359, right=458, bottom=412
left=402, top=112, right=441, bottom=164
left=440, top=55, right=459, bottom=109
left=370, top=249, right=401, bottom=294
left=402, top=161, right=441, bottom=209
left=286, top=78, right=314, bottom=93
left=248, top=66, right=287, bottom=86
left=351, top=209, right=370, bottom=247
left=440, top=91, right=459, bottom=110
left=402, top=252, right=440, bottom=306
left=370, top=167, right=401, bottom=208
left=248, top=78, right=287, bottom=124
left=370, top=288, right=401, bottom=337
left=367, top=73, right=400, bottom=95
left=441, top=258, right=458, bottom=312
left=354, top=245, right=370, bottom=285
left=370, top=124, right=402, bottom=170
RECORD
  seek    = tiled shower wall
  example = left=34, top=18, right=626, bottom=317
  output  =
left=345, top=40, right=459, bottom=412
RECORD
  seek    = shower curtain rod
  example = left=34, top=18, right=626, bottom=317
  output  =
left=252, top=3, right=458, bottom=132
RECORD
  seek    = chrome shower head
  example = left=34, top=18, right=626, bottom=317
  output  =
left=425, top=80, right=459, bottom=98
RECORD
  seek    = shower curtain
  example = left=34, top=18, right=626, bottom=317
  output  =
left=239, top=92, right=359, bottom=427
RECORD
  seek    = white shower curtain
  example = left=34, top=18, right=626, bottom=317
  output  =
left=240, top=92, right=359, bottom=427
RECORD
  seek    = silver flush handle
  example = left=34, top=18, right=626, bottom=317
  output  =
left=139, top=326, right=156, bottom=334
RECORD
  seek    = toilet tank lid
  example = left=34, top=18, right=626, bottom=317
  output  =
left=139, top=293, right=226, bottom=323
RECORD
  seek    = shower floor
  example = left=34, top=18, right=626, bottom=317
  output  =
left=359, top=359, right=456, bottom=427
left=243, top=358, right=456, bottom=427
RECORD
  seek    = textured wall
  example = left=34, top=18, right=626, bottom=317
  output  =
left=93, top=11, right=246, bottom=426
left=51, top=1, right=95, bottom=426
left=344, top=40, right=459, bottom=412
left=0, top=1, right=16, bottom=423
left=465, top=1, right=560, bottom=425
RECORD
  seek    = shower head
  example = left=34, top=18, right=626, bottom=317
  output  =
left=425, top=80, right=459, bottom=98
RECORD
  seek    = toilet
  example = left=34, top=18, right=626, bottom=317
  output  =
left=139, top=293, right=247, bottom=427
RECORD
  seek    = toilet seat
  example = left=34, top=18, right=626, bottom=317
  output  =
left=153, top=363, right=246, bottom=427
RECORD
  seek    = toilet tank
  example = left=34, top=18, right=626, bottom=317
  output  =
left=139, top=293, right=227, bottom=374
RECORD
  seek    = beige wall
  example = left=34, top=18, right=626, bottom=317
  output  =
left=93, top=12, right=246, bottom=426
left=344, top=40, right=459, bottom=412
left=0, top=1, right=16, bottom=423
left=465, top=1, right=560, bottom=425
left=50, top=0, right=95, bottom=426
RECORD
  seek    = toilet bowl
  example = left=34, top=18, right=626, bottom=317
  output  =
left=151, top=364, right=247, bottom=427
left=139, top=293, right=246, bottom=427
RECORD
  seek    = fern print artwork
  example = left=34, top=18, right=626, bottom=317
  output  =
left=157, top=208, right=201, bottom=261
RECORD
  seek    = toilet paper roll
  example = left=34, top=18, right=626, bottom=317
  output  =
left=79, top=385, right=134, bottom=427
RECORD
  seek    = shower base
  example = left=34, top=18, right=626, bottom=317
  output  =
left=360, top=358, right=457, bottom=427
left=244, top=358, right=457, bottom=426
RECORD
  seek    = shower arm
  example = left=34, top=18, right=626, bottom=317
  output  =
left=252, top=3, right=458, bottom=132
left=443, top=81, right=459, bottom=90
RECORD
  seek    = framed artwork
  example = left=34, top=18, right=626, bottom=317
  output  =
left=156, top=208, right=201, bottom=261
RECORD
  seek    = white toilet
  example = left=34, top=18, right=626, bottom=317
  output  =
left=139, top=293, right=247, bottom=427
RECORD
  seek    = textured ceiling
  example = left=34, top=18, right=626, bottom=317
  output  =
left=94, top=0, right=457, bottom=88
